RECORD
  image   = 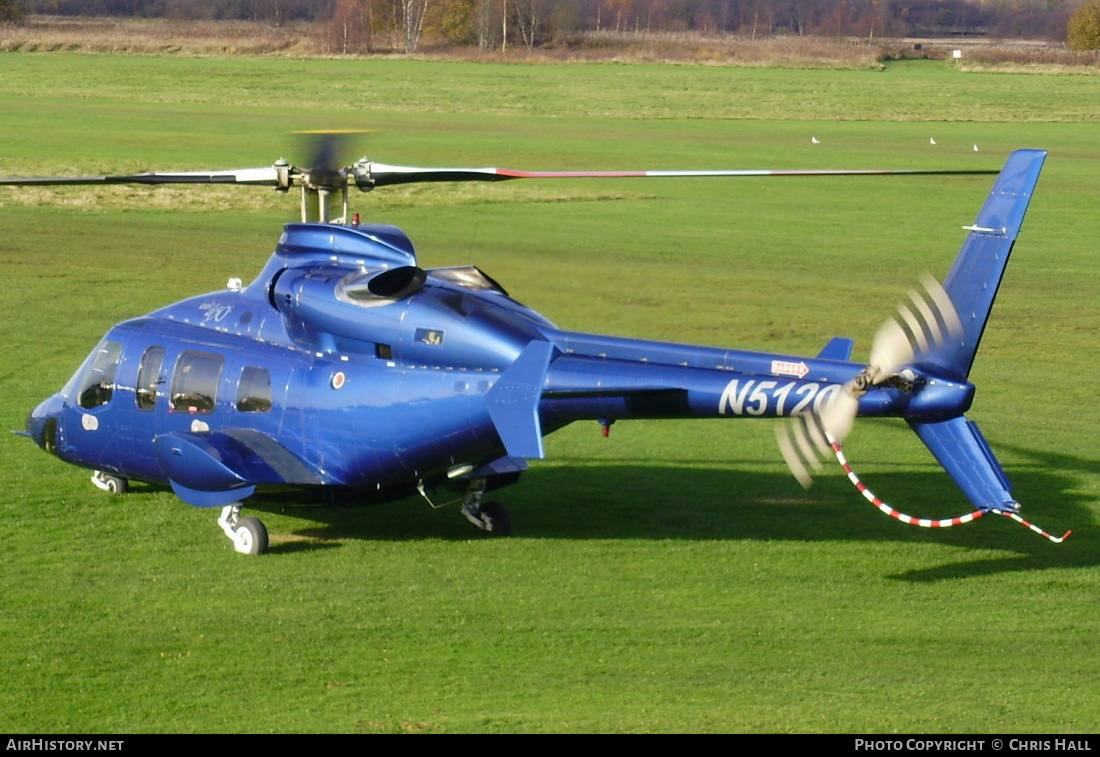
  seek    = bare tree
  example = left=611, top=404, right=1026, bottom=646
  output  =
left=609, top=0, right=631, bottom=31
left=402, top=0, right=430, bottom=52
left=329, top=0, right=368, bottom=53
left=511, top=0, right=546, bottom=48
left=473, top=0, right=502, bottom=49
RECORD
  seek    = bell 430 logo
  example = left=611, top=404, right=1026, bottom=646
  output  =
left=718, top=379, right=841, bottom=417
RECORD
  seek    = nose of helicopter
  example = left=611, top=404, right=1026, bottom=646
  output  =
left=25, top=395, right=62, bottom=453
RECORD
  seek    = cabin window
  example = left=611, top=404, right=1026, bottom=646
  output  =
left=236, top=366, right=272, bottom=413
left=170, top=351, right=223, bottom=415
left=135, top=346, right=164, bottom=411
left=76, top=339, right=124, bottom=410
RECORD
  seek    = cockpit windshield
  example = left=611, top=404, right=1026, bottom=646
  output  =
left=68, top=339, right=124, bottom=409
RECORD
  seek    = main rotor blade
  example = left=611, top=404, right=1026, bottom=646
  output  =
left=3, top=162, right=996, bottom=191
left=358, top=163, right=998, bottom=188
left=0, top=167, right=283, bottom=187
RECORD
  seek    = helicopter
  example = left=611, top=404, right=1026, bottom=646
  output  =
left=8, top=146, right=1069, bottom=554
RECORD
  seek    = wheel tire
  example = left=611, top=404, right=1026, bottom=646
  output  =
left=480, top=501, right=511, bottom=537
left=234, top=516, right=269, bottom=555
left=102, top=474, right=128, bottom=495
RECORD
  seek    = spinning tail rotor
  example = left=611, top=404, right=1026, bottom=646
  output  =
left=777, top=275, right=963, bottom=487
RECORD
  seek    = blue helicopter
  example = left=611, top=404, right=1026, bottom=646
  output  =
left=9, top=146, right=1068, bottom=553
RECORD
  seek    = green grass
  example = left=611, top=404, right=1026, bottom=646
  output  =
left=1, top=54, right=1098, bottom=123
left=1, top=53, right=1098, bottom=733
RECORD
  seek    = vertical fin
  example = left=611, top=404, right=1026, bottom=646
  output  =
left=927, top=149, right=1046, bottom=379
left=908, top=417, right=1015, bottom=512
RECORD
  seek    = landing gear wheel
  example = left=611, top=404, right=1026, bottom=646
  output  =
left=91, top=471, right=129, bottom=495
left=217, top=505, right=268, bottom=555
left=456, top=478, right=513, bottom=536
left=234, top=516, right=269, bottom=555
left=480, top=501, right=511, bottom=536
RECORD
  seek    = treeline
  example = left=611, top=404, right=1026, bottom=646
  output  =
left=11, top=0, right=1084, bottom=46
left=19, top=0, right=323, bottom=21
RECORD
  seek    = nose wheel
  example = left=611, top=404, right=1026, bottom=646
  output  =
left=91, top=470, right=129, bottom=494
left=217, top=505, right=269, bottom=555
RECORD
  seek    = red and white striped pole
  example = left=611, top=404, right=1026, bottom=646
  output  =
left=827, top=435, right=1070, bottom=543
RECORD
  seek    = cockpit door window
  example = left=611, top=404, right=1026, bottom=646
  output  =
left=135, top=346, right=164, bottom=411
left=76, top=339, right=124, bottom=410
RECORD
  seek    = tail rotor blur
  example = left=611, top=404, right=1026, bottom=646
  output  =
left=777, top=275, right=963, bottom=487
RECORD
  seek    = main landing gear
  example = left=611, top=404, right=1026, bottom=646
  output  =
left=218, top=505, right=269, bottom=555
left=417, top=476, right=512, bottom=535
left=415, top=476, right=512, bottom=536
left=459, top=478, right=511, bottom=536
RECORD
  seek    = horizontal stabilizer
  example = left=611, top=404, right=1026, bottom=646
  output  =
left=485, top=340, right=555, bottom=459
left=908, top=416, right=1015, bottom=512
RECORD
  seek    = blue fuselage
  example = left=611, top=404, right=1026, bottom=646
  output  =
left=26, top=222, right=975, bottom=506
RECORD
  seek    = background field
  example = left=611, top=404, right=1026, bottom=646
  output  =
left=1, top=54, right=1098, bottom=733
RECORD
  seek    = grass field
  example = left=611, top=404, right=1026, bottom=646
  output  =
left=1, top=53, right=1098, bottom=734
